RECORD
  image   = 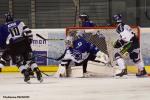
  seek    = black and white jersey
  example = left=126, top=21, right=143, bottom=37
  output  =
left=114, top=22, right=140, bottom=52
left=4, top=20, right=32, bottom=45
left=116, top=22, right=134, bottom=42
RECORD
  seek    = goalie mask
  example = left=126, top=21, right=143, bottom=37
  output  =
left=76, top=30, right=85, bottom=38
left=65, top=36, right=74, bottom=47
left=113, top=14, right=122, bottom=23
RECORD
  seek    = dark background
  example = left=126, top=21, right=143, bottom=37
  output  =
left=0, top=0, right=150, bottom=28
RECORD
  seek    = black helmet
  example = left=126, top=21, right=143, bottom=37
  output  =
left=79, top=13, right=89, bottom=21
left=5, top=12, right=13, bottom=22
left=113, top=14, right=122, bottom=23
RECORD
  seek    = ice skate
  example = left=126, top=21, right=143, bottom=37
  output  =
left=136, top=68, right=147, bottom=77
left=23, top=70, right=31, bottom=84
left=34, top=68, right=43, bottom=83
left=115, top=69, right=127, bottom=78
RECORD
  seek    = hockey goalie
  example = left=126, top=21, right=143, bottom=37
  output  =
left=54, top=30, right=109, bottom=78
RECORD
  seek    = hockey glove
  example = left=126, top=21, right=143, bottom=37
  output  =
left=113, top=39, right=125, bottom=48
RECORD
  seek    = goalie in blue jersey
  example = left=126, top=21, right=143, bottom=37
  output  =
left=54, top=30, right=109, bottom=77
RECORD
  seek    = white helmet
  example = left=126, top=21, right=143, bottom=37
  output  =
left=65, top=36, right=74, bottom=47
left=76, top=30, right=85, bottom=38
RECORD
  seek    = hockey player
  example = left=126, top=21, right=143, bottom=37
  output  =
left=79, top=13, right=96, bottom=27
left=0, top=13, right=43, bottom=83
left=55, top=30, right=109, bottom=77
left=113, top=14, right=147, bottom=77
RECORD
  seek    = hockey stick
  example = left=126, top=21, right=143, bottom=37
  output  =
left=31, top=55, right=58, bottom=76
left=93, top=60, right=113, bottom=67
left=35, top=54, right=58, bottom=61
left=36, top=33, right=64, bottom=41
left=26, top=62, right=52, bottom=77
left=40, top=71, right=51, bottom=77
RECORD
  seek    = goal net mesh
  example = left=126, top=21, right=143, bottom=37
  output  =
left=66, top=26, right=140, bottom=66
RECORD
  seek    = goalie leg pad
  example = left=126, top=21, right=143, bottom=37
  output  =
left=95, top=51, right=109, bottom=64
left=54, top=64, right=66, bottom=78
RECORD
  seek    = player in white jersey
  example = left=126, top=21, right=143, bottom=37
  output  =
left=54, top=31, right=109, bottom=77
left=113, top=14, right=147, bottom=77
left=0, top=13, right=43, bottom=83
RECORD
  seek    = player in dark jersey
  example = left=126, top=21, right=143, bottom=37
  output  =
left=79, top=14, right=96, bottom=27
left=113, top=14, right=147, bottom=77
left=0, top=13, right=43, bottom=83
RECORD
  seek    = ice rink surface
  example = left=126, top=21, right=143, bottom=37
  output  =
left=0, top=73, right=150, bottom=100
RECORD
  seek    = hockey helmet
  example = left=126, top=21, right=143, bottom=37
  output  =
left=76, top=30, right=85, bottom=38
left=65, top=36, right=74, bottom=47
left=5, top=12, right=13, bottom=22
left=79, top=13, right=89, bottom=21
left=113, top=14, right=122, bottom=23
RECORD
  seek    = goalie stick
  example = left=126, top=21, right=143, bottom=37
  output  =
left=93, top=60, right=113, bottom=67
left=36, top=33, right=113, bottom=66
left=35, top=54, right=58, bottom=61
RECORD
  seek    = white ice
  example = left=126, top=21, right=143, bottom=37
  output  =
left=0, top=73, right=150, bottom=100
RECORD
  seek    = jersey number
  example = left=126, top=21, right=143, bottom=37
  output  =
left=78, top=42, right=82, bottom=47
left=9, top=27, right=20, bottom=37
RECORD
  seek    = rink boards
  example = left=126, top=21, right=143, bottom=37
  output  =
left=1, top=65, right=150, bottom=75
left=0, top=28, right=150, bottom=75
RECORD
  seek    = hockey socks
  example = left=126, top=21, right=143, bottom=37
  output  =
left=116, top=58, right=126, bottom=70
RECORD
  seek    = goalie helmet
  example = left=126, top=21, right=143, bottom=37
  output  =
left=5, top=12, right=14, bottom=22
left=76, top=30, right=85, bottom=38
left=113, top=14, right=122, bottom=23
left=79, top=13, right=89, bottom=21
left=65, top=36, right=74, bottom=47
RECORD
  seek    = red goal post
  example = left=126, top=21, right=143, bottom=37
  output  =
left=66, top=26, right=140, bottom=65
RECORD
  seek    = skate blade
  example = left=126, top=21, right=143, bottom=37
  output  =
left=30, top=75, right=36, bottom=78
left=114, top=75, right=128, bottom=79
left=39, top=78, right=44, bottom=83
left=136, top=75, right=148, bottom=78
left=25, top=80, right=31, bottom=84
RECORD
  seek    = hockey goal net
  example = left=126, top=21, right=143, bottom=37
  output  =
left=66, top=26, right=140, bottom=67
